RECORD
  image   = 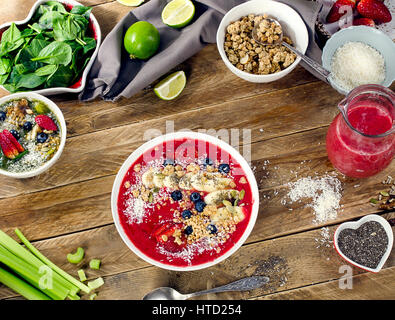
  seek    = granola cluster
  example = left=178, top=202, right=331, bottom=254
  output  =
left=224, top=14, right=297, bottom=75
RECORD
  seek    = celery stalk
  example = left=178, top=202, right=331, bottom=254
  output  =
left=0, top=267, right=51, bottom=300
left=0, top=230, right=78, bottom=294
left=0, top=245, right=68, bottom=300
left=87, top=277, right=104, bottom=290
left=14, top=229, right=91, bottom=294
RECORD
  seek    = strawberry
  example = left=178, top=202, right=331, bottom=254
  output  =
left=2, top=130, right=24, bottom=153
left=357, top=0, right=392, bottom=23
left=0, top=131, right=19, bottom=159
left=35, top=115, right=58, bottom=131
left=326, top=0, right=356, bottom=23
left=153, top=223, right=181, bottom=243
left=353, top=17, right=376, bottom=26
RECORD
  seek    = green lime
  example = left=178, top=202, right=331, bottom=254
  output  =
left=161, top=0, right=195, bottom=28
left=116, top=0, right=144, bottom=6
left=124, top=21, right=160, bottom=60
left=154, top=71, right=186, bottom=100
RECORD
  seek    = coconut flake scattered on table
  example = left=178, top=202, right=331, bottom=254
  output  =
left=286, top=175, right=343, bottom=224
left=331, top=41, right=385, bottom=92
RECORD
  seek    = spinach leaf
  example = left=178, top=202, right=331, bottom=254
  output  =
left=16, top=73, right=46, bottom=89
left=38, top=11, right=63, bottom=30
left=45, top=64, right=74, bottom=87
left=0, top=58, right=11, bottom=75
left=0, top=74, right=8, bottom=85
left=53, top=15, right=80, bottom=41
left=70, top=5, right=92, bottom=18
left=45, top=1, right=68, bottom=13
left=1, top=23, right=24, bottom=53
left=35, top=64, right=57, bottom=76
left=82, top=37, right=96, bottom=54
left=31, top=41, right=72, bottom=65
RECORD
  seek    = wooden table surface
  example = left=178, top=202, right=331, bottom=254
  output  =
left=0, top=0, right=394, bottom=300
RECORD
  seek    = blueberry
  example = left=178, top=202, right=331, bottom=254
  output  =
left=163, top=159, right=175, bottom=166
left=195, top=200, right=206, bottom=213
left=171, top=190, right=183, bottom=201
left=218, top=163, right=230, bottom=174
left=23, top=121, right=33, bottom=132
left=10, top=130, right=20, bottom=140
left=190, top=192, right=201, bottom=203
left=184, top=225, right=193, bottom=235
left=181, top=210, right=192, bottom=220
left=36, top=132, right=48, bottom=144
left=203, top=157, right=213, bottom=166
left=0, top=111, right=6, bottom=121
left=207, top=224, right=217, bottom=234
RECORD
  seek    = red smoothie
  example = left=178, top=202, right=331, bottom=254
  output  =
left=117, top=138, right=254, bottom=267
left=326, top=97, right=394, bottom=178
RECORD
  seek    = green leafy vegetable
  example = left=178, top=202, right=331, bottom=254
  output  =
left=0, top=1, right=96, bottom=92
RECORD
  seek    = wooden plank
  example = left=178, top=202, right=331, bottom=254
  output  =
left=2, top=217, right=393, bottom=300
left=257, top=267, right=395, bottom=300
left=0, top=125, right=393, bottom=242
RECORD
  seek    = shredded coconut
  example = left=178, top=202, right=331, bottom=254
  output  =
left=286, top=175, right=342, bottom=224
left=331, top=41, right=386, bottom=92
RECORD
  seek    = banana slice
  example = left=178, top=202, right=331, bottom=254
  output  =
left=141, top=169, right=155, bottom=188
left=191, top=172, right=233, bottom=192
left=178, top=172, right=194, bottom=190
left=233, top=206, right=246, bottom=223
left=210, top=207, right=233, bottom=223
left=163, top=174, right=180, bottom=189
left=153, top=173, right=165, bottom=188
left=204, top=190, right=239, bottom=206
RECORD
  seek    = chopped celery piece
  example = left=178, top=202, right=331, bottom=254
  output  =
left=67, top=247, right=85, bottom=264
left=87, top=277, right=104, bottom=290
left=14, top=228, right=91, bottom=294
left=89, top=259, right=101, bottom=270
left=68, top=294, right=81, bottom=300
left=0, top=266, right=51, bottom=300
left=78, top=269, right=87, bottom=282
left=90, top=293, right=97, bottom=300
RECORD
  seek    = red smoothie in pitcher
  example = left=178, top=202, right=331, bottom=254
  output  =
left=326, top=85, right=395, bottom=178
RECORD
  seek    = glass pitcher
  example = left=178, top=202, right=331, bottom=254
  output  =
left=326, top=84, right=395, bottom=178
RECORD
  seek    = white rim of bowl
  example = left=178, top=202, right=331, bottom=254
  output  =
left=216, top=0, right=309, bottom=79
left=0, top=92, right=67, bottom=179
left=0, top=0, right=102, bottom=95
left=111, top=131, right=260, bottom=271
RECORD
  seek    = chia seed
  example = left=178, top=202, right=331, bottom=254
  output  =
left=338, top=221, right=388, bottom=269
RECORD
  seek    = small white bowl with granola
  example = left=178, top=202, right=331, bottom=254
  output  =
left=217, top=0, right=309, bottom=83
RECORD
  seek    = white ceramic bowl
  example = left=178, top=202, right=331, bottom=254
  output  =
left=111, top=131, right=260, bottom=271
left=216, top=0, right=309, bottom=83
left=322, top=26, right=395, bottom=95
left=0, top=0, right=101, bottom=95
left=334, top=214, right=394, bottom=273
left=0, top=92, right=67, bottom=178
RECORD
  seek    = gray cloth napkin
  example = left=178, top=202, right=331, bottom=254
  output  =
left=79, top=0, right=323, bottom=102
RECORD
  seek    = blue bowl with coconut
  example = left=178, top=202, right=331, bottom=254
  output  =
left=322, top=26, right=395, bottom=95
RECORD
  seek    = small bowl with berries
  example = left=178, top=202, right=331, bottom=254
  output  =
left=0, top=92, right=66, bottom=178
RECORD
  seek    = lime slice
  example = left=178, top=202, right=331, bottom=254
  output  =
left=154, top=71, right=186, bottom=100
left=161, top=0, right=195, bottom=28
left=116, top=0, right=144, bottom=6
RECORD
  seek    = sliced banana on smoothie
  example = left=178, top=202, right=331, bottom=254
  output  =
left=153, top=173, right=165, bottom=188
left=210, top=206, right=246, bottom=224
left=178, top=172, right=194, bottom=190
left=163, top=174, right=180, bottom=189
left=204, top=189, right=239, bottom=205
left=142, top=169, right=155, bottom=188
left=191, top=172, right=233, bottom=192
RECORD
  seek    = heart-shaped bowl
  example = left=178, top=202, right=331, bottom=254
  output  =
left=334, top=214, right=394, bottom=273
left=0, top=0, right=101, bottom=96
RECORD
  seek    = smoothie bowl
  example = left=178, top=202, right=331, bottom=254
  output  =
left=0, top=92, right=66, bottom=178
left=111, top=132, right=259, bottom=271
